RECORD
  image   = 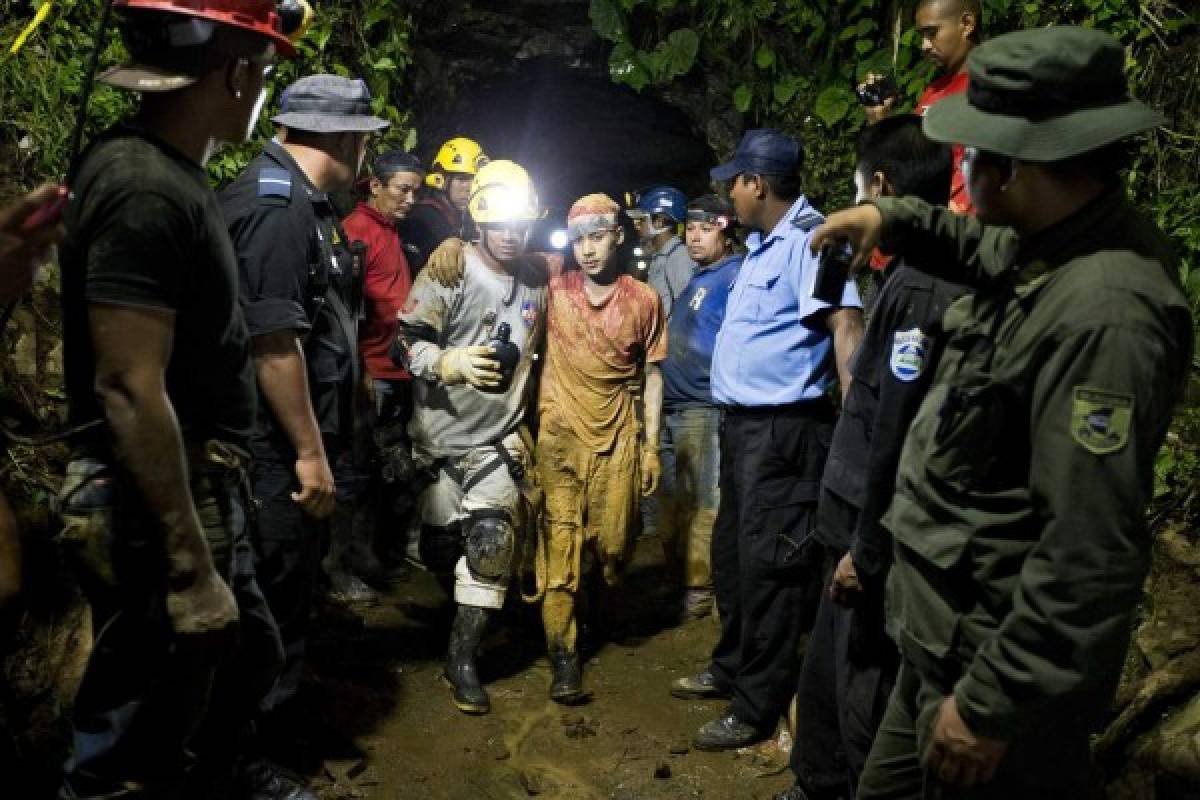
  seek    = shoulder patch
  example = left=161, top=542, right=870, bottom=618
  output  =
left=1071, top=387, right=1133, bottom=455
left=890, top=327, right=932, bottom=382
left=257, top=168, right=292, bottom=202
left=791, top=210, right=824, bottom=232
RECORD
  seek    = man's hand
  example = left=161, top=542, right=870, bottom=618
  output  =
left=924, top=695, right=1009, bottom=788
left=0, top=184, right=67, bottom=303
left=829, top=552, right=862, bottom=606
left=165, top=566, right=239, bottom=650
left=426, top=237, right=466, bottom=287
left=292, top=453, right=336, bottom=518
left=640, top=446, right=661, bottom=496
left=810, top=204, right=884, bottom=274
left=859, top=73, right=897, bottom=124
left=439, top=345, right=501, bottom=388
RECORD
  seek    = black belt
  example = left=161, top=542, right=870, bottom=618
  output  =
left=721, top=396, right=834, bottom=418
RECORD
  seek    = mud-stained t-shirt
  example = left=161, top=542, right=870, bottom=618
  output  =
left=539, top=271, right=667, bottom=453
left=397, top=246, right=549, bottom=459
left=59, top=125, right=257, bottom=451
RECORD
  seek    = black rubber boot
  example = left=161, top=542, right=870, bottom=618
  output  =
left=442, top=605, right=491, bottom=714
left=549, top=647, right=585, bottom=704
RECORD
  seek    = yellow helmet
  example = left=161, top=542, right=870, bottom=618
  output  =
left=468, top=160, right=541, bottom=225
left=426, top=136, right=488, bottom=189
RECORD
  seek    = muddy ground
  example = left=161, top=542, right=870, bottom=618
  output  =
left=282, top=537, right=795, bottom=800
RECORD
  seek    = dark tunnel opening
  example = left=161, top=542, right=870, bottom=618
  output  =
left=416, top=56, right=717, bottom=240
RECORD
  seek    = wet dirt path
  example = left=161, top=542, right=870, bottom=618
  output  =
left=294, top=538, right=795, bottom=799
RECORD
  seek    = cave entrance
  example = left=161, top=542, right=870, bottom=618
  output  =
left=418, top=56, right=717, bottom=230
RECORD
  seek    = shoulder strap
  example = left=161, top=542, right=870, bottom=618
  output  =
left=257, top=167, right=293, bottom=206
left=791, top=209, right=824, bottom=232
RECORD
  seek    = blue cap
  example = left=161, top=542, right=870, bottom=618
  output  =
left=710, top=129, right=802, bottom=181
left=631, top=186, right=688, bottom=223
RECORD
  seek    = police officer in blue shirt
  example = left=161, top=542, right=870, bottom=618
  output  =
left=654, top=195, right=742, bottom=622
left=674, top=129, right=864, bottom=752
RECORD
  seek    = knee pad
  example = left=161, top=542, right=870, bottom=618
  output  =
left=464, top=512, right=515, bottom=584
left=419, top=523, right=463, bottom=575
left=454, top=558, right=505, bottom=609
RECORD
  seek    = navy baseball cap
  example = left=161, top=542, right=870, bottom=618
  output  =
left=710, top=129, right=803, bottom=181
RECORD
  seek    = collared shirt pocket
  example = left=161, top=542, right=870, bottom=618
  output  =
left=743, top=265, right=792, bottom=323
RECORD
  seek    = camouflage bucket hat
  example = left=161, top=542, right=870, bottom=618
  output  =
left=922, top=26, right=1164, bottom=161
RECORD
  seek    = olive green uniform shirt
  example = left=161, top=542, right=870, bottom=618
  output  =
left=875, top=189, right=1193, bottom=740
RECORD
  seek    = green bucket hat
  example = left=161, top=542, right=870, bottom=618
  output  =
left=923, top=26, right=1164, bottom=162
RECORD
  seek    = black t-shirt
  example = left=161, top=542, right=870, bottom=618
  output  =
left=60, top=126, right=257, bottom=451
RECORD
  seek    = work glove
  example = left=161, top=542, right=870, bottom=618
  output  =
left=427, top=237, right=466, bottom=287
left=640, top=445, right=661, bottom=497
left=438, top=345, right=501, bottom=388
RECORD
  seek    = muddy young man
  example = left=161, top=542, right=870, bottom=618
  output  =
left=537, top=193, right=666, bottom=702
left=423, top=193, right=667, bottom=702
left=393, top=160, right=548, bottom=715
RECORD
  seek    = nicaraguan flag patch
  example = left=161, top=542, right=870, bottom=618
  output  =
left=890, top=328, right=931, bottom=382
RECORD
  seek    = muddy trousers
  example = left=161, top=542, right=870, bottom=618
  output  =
left=857, top=663, right=1101, bottom=800
left=538, top=420, right=640, bottom=654
left=60, top=451, right=283, bottom=800
left=707, top=401, right=832, bottom=730
left=642, top=406, right=720, bottom=591
left=789, top=552, right=897, bottom=800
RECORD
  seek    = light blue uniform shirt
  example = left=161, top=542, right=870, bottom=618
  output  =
left=711, top=196, right=862, bottom=407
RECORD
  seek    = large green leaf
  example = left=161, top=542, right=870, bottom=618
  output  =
left=733, top=84, right=754, bottom=113
left=590, top=0, right=625, bottom=42
left=660, top=28, right=700, bottom=78
left=814, top=86, right=854, bottom=125
left=755, top=44, right=776, bottom=69
left=772, top=74, right=809, bottom=107
left=609, top=42, right=649, bottom=90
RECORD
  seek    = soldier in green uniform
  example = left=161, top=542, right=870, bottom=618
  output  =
left=811, top=26, right=1194, bottom=799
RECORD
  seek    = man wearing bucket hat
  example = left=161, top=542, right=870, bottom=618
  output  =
left=54, top=0, right=304, bottom=797
left=220, top=73, right=386, bottom=794
left=812, top=26, right=1193, bottom=797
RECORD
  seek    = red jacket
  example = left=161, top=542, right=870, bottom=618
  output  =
left=343, top=202, right=413, bottom=381
left=917, top=71, right=973, bottom=216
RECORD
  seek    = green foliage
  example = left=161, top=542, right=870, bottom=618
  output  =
left=588, top=0, right=1200, bottom=338
left=1154, top=405, right=1200, bottom=508
left=593, top=0, right=1200, bottom=515
left=0, top=0, right=417, bottom=191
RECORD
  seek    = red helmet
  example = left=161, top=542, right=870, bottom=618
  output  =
left=113, top=0, right=302, bottom=57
